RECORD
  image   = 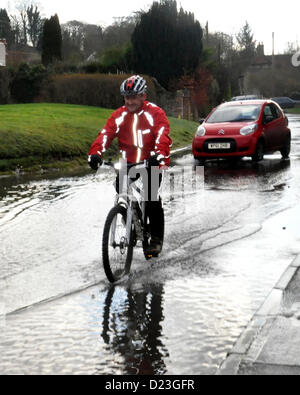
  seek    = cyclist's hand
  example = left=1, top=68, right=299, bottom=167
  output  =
left=148, top=155, right=159, bottom=167
left=149, top=154, right=168, bottom=170
left=88, top=154, right=102, bottom=170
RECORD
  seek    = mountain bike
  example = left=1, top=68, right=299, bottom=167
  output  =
left=101, top=160, right=165, bottom=283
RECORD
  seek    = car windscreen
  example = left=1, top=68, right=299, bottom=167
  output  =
left=206, top=104, right=263, bottom=123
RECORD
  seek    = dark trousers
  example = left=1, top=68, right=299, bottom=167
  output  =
left=116, top=164, right=164, bottom=240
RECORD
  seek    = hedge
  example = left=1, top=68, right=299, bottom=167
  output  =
left=37, top=73, right=158, bottom=108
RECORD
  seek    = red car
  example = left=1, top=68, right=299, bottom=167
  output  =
left=192, top=100, right=291, bottom=162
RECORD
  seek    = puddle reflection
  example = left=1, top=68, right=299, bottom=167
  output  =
left=101, top=284, right=168, bottom=375
left=202, top=158, right=291, bottom=191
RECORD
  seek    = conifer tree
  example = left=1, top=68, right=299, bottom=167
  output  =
left=131, top=0, right=203, bottom=89
left=0, top=8, right=13, bottom=47
left=41, top=14, right=62, bottom=66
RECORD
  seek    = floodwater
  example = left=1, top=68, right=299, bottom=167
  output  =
left=1, top=115, right=300, bottom=375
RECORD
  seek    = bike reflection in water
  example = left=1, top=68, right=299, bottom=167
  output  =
left=101, top=284, right=168, bottom=375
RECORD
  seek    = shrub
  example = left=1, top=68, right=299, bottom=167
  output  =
left=10, top=63, right=48, bottom=103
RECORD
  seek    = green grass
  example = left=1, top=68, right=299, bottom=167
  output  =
left=169, top=117, right=198, bottom=149
left=288, top=107, right=300, bottom=114
left=0, top=103, right=198, bottom=173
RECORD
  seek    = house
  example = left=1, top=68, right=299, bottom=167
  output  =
left=6, top=46, right=41, bottom=66
left=249, top=43, right=272, bottom=70
left=0, top=39, right=6, bottom=67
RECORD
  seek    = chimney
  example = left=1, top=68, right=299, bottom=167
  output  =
left=256, top=42, right=265, bottom=56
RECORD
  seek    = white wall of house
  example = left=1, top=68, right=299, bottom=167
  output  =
left=0, top=41, right=6, bottom=66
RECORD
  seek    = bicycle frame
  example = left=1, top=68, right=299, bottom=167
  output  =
left=110, top=161, right=148, bottom=248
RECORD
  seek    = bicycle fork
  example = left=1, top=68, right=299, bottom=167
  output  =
left=109, top=204, right=133, bottom=249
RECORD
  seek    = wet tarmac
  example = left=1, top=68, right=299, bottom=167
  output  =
left=1, top=114, right=300, bottom=374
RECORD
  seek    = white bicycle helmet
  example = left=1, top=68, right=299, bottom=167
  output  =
left=120, top=75, right=147, bottom=96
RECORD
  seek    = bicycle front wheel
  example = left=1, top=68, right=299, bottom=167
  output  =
left=102, top=205, right=133, bottom=283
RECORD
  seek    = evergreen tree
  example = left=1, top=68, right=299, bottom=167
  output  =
left=0, top=8, right=13, bottom=47
left=236, top=21, right=256, bottom=60
left=177, top=8, right=203, bottom=73
left=42, top=14, right=62, bottom=66
left=131, top=0, right=203, bottom=89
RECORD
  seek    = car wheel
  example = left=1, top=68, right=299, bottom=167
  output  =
left=252, top=140, right=264, bottom=162
left=280, top=136, right=291, bottom=159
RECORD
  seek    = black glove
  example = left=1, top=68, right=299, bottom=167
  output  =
left=148, top=154, right=166, bottom=167
left=148, top=155, right=159, bottom=167
left=88, top=154, right=102, bottom=170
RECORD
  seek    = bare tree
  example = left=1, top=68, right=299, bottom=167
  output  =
left=284, top=41, right=300, bottom=55
left=61, top=20, right=103, bottom=60
left=26, top=4, right=43, bottom=47
left=15, top=0, right=28, bottom=45
left=10, top=0, right=43, bottom=47
left=9, top=14, right=22, bottom=45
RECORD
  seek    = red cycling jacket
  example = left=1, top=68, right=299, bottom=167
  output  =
left=89, top=101, right=172, bottom=165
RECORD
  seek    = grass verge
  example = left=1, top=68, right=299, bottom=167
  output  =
left=0, top=103, right=198, bottom=174
left=289, top=107, right=300, bottom=114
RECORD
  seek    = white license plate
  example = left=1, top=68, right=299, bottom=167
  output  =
left=208, top=143, right=231, bottom=149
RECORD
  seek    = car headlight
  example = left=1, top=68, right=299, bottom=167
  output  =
left=240, top=123, right=258, bottom=136
left=196, top=125, right=206, bottom=137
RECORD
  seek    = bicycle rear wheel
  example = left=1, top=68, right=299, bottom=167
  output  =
left=102, top=205, right=133, bottom=283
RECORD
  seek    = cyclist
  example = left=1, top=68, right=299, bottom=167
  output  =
left=88, top=75, right=172, bottom=255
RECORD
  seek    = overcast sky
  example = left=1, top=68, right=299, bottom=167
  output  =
left=2, top=0, right=300, bottom=55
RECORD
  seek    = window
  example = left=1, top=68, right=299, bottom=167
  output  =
left=264, top=105, right=273, bottom=117
left=207, top=104, right=262, bottom=123
left=272, top=104, right=282, bottom=119
left=263, top=105, right=274, bottom=123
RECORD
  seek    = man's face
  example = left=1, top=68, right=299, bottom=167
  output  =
left=124, top=94, right=146, bottom=113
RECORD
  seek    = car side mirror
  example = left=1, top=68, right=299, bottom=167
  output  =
left=199, top=118, right=205, bottom=125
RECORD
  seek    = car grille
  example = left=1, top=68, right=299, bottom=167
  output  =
left=203, top=138, right=237, bottom=153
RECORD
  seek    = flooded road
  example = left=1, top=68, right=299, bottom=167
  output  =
left=1, top=115, right=300, bottom=375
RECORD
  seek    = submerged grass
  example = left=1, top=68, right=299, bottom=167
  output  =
left=0, top=103, right=198, bottom=173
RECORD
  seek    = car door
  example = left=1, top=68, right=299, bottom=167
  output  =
left=272, top=103, right=287, bottom=147
left=262, top=104, right=278, bottom=151
left=270, top=103, right=284, bottom=148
